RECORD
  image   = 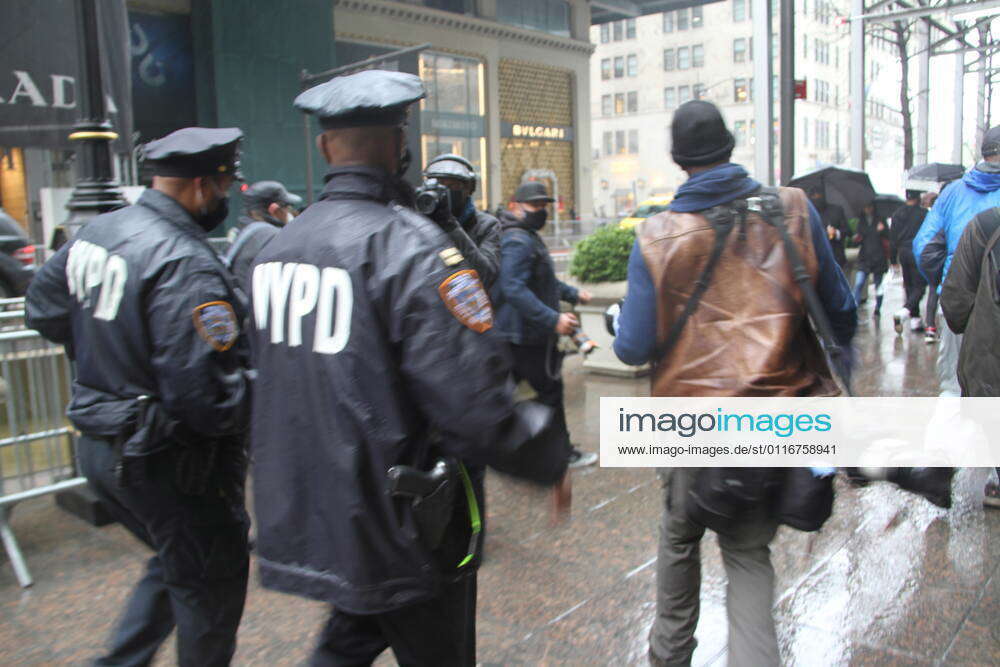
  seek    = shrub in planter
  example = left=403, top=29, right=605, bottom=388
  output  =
left=569, top=224, right=634, bottom=283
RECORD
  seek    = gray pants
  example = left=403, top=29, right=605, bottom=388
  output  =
left=937, top=310, right=963, bottom=397
left=649, top=469, right=780, bottom=667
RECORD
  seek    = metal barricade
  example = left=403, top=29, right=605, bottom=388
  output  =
left=0, top=298, right=84, bottom=587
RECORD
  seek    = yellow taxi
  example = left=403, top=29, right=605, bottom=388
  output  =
left=617, top=195, right=673, bottom=229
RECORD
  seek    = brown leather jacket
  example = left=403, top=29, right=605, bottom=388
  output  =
left=638, top=187, right=838, bottom=397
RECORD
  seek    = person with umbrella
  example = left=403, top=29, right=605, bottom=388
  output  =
left=806, top=186, right=850, bottom=270
left=853, top=201, right=890, bottom=318
left=889, top=190, right=928, bottom=334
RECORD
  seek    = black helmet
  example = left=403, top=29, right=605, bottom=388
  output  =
left=423, top=154, right=477, bottom=194
left=513, top=180, right=554, bottom=203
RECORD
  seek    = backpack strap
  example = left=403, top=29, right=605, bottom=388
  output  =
left=749, top=187, right=852, bottom=396
left=654, top=204, right=738, bottom=361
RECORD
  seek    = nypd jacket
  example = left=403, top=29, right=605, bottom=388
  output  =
left=448, top=207, right=501, bottom=288
left=492, top=211, right=579, bottom=346
left=25, top=190, right=251, bottom=452
left=248, top=167, right=566, bottom=615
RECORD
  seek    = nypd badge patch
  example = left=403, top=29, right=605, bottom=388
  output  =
left=192, top=301, right=239, bottom=351
left=438, top=270, right=493, bottom=333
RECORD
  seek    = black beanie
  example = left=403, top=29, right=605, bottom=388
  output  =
left=982, top=125, right=1000, bottom=158
left=671, top=100, right=736, bottom=167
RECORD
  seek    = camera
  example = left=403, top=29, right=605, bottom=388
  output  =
left=415, top=178, right=451, bottom=216
left=569, top=327, right=597, bottom=356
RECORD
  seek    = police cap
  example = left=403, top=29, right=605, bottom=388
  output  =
left=514, top=181, right=555, bottom=203
left=143, top=127, right=243, bottom=179
left=294, top=70, right=426, bottom=130
left=243, top=180, right=303, bottom=212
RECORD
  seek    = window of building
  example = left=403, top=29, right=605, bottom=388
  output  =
left=802, top=117, right=809, bottom=146
left=733, top=0, right=747, bottom=22
left=664, top=87, right=677, bottom=108
left=418, top=52, right=487, bottom=207
left=734, top=77, right=750, bottom=103
left=615, top=92, right=625, bottom=114
left=678, top=9, right=689, bottom=30
left=678, top=85, right=691, bottom=104
left=802, top=0, right=809, bottom=13
left=677, top=46, right=691, bottom=70
left=497, top=0, right=570, bottom=37
left=626, top=18, right=637, bottom=39
left=692, top=6, right=704, bottom=28
left=628, top=129, right=639, bottom=154
left=692, top=44, right=704, bottom=68
left=614, top=56, right=625, bottom=78
left=601, top=58, right=611, bottom=80
left=627, top=54, right=638, bottom=77
left=627, top=90, right=638, bottom=113
left=600, top=23, right=609, bottom=43
left=734, top=120, right=748, bottom=146
left=663, top=11, right=674, bottom=32
left=613, top=19, right=623, bottom=41
left=734, top=38, right=747, bottom=63
left=616, top=129, right=626, bottom=154
left=602, top=94, right=612, bottom=116
left=803, top=34, right=809, bottom=60
left=835, top=46, right=840, bottom=69
left=664, top=48, right=676, bottom=71
left=693, top=83, right=706, bottom=100
left=603, top=131, right=613, bottom=155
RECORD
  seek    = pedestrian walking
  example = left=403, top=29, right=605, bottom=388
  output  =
left=853, top=202, right=890, bottom=319
left=889, top=190, right=928, bottom=334
left=611, top=100, right=856, bottom=667
left=25, top=128, right=253, bottom=666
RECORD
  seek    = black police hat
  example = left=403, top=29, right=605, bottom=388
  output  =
left=514, top=181, right=554, bottom=203
left=143, top=127, right=243, bottom=178
left=294, top=70, right=426, bottom=130
left=243, top=181, right=302, bottom=211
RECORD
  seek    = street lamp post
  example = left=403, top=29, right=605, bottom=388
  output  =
left=61, top=0, right=129, bottom=243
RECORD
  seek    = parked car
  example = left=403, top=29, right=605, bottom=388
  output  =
left=0, top=208, right=37, bottom=297
left=617, top=195, right=673, bottom=229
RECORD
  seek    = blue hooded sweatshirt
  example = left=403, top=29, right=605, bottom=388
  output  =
left=913, top=162, right=1000, bottom=290
left=613, top=163, right=857, bottom=366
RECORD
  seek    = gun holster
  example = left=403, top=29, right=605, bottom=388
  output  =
left=388, top=458, right=458, bottom=552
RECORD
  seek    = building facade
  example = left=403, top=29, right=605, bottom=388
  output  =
left=334, top=0, right=595, bottom=217
left=589, top=0, right=904, bottom=218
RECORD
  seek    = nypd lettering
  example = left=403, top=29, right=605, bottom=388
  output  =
left=252, top=262, right=353, bottom=355
left=65, top=239, right=128, bottom=321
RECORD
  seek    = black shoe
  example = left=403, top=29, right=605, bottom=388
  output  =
left=887, top=467, right=955, bottom=509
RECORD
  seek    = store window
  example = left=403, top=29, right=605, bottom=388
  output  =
left=601, top=58, right=611, bottom=80
left=664, top=48, right=675, bottom=71
left=627, top=91, right=638, bottom=113
left=419, top=52, right=488, bottom=208
left=497, top=0, right=570, bottom=37
left=627, top=54, right=638, bottom=77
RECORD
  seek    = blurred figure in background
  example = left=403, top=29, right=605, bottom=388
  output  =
left=889, top=190, right=927, bottom=334
left=853, top=202, right=889, bottom=320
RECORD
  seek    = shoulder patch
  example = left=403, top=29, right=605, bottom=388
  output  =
left=192, top=301, right=239, bottom=351
left=438, top=270, right=493, bottom=333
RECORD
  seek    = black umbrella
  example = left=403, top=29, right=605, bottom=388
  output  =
left=907, top=162, right=965, bottom=183
left=788, top=165, right=876, bottom=219
left=874, top=193, right=904, bottom=221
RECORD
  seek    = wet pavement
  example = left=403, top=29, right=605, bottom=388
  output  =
left=1, top=272, right=998, bottom=666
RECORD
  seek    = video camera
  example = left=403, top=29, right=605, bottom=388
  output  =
left=415, top=178, right=451, bottom=216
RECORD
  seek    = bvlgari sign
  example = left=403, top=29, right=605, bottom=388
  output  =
left=0, top=0, right=132, bottom=151
left=501, top=122, right=574, bottom=142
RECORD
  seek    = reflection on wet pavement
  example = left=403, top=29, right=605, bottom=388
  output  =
left=1, top=273, right=997, bottom=665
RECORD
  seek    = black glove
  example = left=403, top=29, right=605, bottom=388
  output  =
left=429, top=190, right=460, bottom=232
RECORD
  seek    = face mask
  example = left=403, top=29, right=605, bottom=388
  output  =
left=449, top=190, right=470, bottom=219
left=195, top=181, right=230, bottom=231
left=522, top=207, right=548, bottom=231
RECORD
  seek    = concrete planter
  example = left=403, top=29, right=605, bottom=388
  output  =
left=566, top=280, right=650, bottom=378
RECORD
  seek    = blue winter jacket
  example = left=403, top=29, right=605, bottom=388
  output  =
left=913, top=163, right=1000, bottom=291
left=613, top=163, right=857, bottom=366
left=493, top=211, right=579, bottom=346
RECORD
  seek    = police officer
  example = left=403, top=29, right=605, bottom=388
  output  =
left=225, top=180, right=302, bottom=293
left=248, top=70, right=569, bottom=666
left=26, top=128, right=252, bottom=666
left=421, top=154, right=501, bottom=287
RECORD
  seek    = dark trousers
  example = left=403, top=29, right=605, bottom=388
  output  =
left=898, top=248, right=927, bottom=318
left=926, top=284, right=939, bottom=329
left=509, top=342, right=571, bottom=454
left=77, top=435, right=249, bottom=667
left=310, top=575, right=477, bottom=667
